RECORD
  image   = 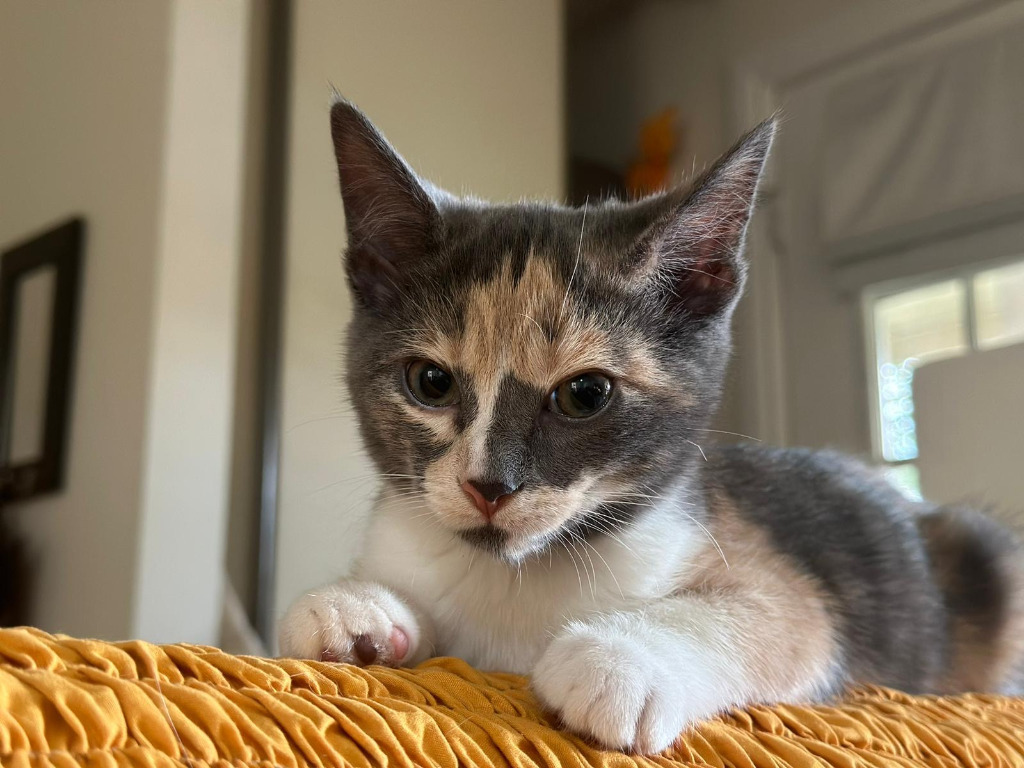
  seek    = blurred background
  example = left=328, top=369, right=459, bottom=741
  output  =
left=1, top=0, right=1022, bottom=653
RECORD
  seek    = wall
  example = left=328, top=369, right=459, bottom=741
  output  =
left=915, top=344, right=1024, bottom=513
left=568, top=0, right=986, bottom=453
left=274, top=0, right=565, bottom=629
left=0, top=1, right=173, bottom=639
left=132, top=0, right=251, bottom=645
left=570, top=0, right=977, bottom=177
left=0, top=1, right=255, bottom=644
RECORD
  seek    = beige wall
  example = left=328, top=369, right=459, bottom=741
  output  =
left=132, top=0, right=251, bottom=645
left=274, top=0, right=565, bottom=628
left=0, top=1, right=173, bottom=639
left=1, top=1, right=254, bottom=643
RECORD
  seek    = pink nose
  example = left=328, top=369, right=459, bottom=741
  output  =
left=461, top=480, right=519, bottom=521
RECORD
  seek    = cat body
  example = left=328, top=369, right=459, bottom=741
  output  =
left=279, top=98, right=1024, bottom=754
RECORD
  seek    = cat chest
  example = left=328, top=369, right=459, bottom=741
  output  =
left=399, top=545, right=652, bottom=673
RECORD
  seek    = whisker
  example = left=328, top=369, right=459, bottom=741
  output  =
left=517, top=313, right=545, bottom=336
left=682, top=426, right=762, bottom=442
left=570, top=534, right=597, bottom=599
left=560, top=197, right=588, bottom=320
left=309, top=475, right=379, bottom=496
left=682, top=512, right=729, bottom=569
left=285, top=412, right=353, bottom=433
left=684, top=439, right=708, bottom=462
left=560, top=540, right=585, bottom=599
left=581, top=538, right=624, bottom=599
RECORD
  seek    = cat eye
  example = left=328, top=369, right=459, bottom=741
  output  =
left=549, top=372, right=613, bottom=419
left=405, top=359, right=460, bottom=408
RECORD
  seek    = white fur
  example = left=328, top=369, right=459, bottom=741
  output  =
left=279, top=483, right=838, bottom=753
left=278, top=579, right=431, bottom=666
left=279, top=486, right=738, bottom=752
left=362, top=487, right=704, bottom=670
left=532, top=613, right=728, bottom=753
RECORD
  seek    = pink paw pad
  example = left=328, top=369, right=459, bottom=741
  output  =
left=390, top=626, right=410, bottom=662
left=318, top=625, right=410, bottom=666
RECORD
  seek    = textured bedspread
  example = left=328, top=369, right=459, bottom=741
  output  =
left=1, top=628, right=1023, bottom=768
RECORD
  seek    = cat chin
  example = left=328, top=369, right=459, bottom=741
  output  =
left=456, top=525, right=509, bottom=555
left=456, top=524, right=561, bottom=564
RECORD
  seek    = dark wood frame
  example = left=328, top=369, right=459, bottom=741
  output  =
left=0, top=218, right=84, bottom=502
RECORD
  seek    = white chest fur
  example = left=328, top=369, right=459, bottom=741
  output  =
left=355, top=490, right=706, bottom=674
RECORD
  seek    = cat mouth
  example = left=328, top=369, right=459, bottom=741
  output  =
left=457, top=521, right=564, bottom=563
left=457, top=524, right=510, bottom=555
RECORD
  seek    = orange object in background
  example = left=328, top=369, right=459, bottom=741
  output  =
left=626, top=108, right=680, bottom=198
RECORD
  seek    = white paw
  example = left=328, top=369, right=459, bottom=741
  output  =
left=532, top=621, right=695, bottom=754
left=278, top=581, right=420, bottom=667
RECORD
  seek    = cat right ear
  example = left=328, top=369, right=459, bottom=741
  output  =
left=640, top=118, right=775, bottom=320
left=330, top=97, right=440, bottom=311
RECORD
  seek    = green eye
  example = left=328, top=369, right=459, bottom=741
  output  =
left=406, top=359, right=459, bottom=407
left=550, top=372, right=613, bottom=418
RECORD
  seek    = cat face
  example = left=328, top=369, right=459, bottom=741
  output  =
left=332, top=99, right=773, bottom=561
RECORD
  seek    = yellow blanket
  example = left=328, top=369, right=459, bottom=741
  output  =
left=2, top=628, right=1023, bottom=768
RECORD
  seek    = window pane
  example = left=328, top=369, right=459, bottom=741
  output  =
left=874, top=280, right=968, bottom=365
left=883, top=464, right=922, bottom=501
left=873, top=280, right=968, bottom=461
left=974, top=260, right=1024, bottom=350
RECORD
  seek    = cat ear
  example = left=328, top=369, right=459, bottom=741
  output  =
left=330, top=96, right=440, bottom=310
left=645, top=118, right=775, bottom=318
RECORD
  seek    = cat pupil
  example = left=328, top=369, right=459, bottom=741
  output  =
left=555, top=373, right=612, bottom=418
left=421, top=366, right=451, bottom=398
left=406, top=360, right=458, bottom=407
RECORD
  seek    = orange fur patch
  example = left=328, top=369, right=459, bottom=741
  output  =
left=413, top=255, right=676, bottom=397
left=680, top=495, right=839, bottom=699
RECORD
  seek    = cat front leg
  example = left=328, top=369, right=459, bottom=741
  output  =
left=278, top=580, right=434, bottom=667
left=532, top=582, right=839, bottom=754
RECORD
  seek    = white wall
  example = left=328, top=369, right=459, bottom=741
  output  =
left=275, top=0, right=565, bottom=628
left=1, top=2, right=173, bottom=639
left=1, top=1, right=254, bottom=644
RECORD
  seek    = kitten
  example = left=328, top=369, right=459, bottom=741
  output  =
left=279, top=98, right=1024, bottom=754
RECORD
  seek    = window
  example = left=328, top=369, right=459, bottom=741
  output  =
left=974, top=261, right=1024, bottom=349
left=866, top=257, right=1024, bottom=499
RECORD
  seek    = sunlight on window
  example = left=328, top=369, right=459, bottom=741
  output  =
left=974, top=260, right=1024, bottom=350
left=873, top=280, right=968, bottom=462
left=882, top=463, right=923, bottom=501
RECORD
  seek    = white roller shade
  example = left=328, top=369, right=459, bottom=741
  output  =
left=819, top=21, right=1024, bottom=261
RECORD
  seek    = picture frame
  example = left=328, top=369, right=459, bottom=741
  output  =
left=0, top=218, right=84, bottom=502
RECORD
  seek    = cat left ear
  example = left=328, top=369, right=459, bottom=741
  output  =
left=646, top=118, right=776, bottom=318
left=330, top=96, right=441, bottom=312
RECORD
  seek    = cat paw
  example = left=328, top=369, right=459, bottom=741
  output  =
left=532, top=622, right=690, bottom=754
left=278, top=581, right=419, bottom=667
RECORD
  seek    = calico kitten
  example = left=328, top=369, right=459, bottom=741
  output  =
left=279, top=99, right=1024, bottom=754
